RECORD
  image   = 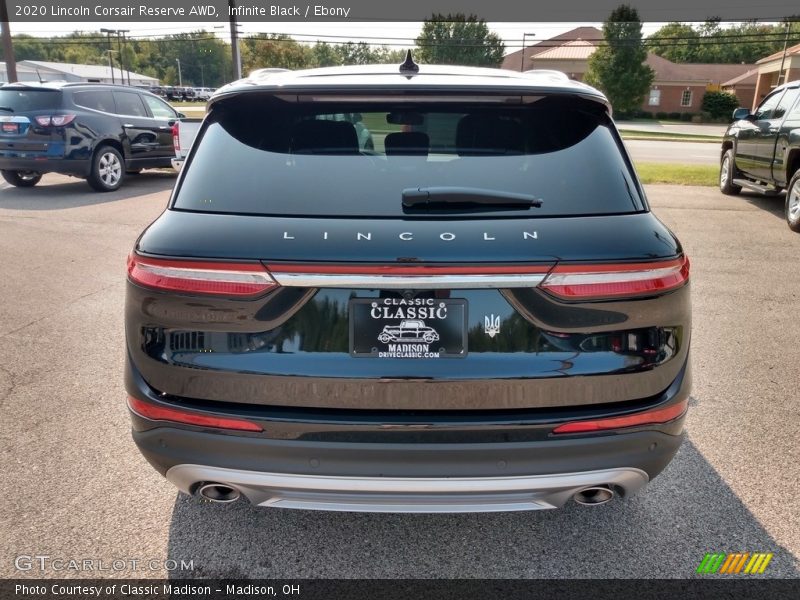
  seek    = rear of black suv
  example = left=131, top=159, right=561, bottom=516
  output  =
left=125, top=65, right=690, bottom=512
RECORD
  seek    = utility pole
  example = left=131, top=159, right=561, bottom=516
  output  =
left=101, top=29, right=116, bottom=84
left=229, top=0, right=242, bottom=80
left=118, top=30, right=129, bottom=85
left=176, top=57, right=182, bottom=86
left=1, top=0, right=18, bottom=83
left=777, top=21, right=791, bottom=86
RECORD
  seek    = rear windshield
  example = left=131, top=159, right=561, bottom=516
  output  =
left=174, top=94, right=642, bottom=218
left=0, top=88, right=62, bottom=112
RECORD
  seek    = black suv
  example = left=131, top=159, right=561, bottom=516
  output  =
left=718, top=80, right=800, bottom=231
left=125, top=60, right=691, bottom=512
left=0, top=82, right=181, bottom=192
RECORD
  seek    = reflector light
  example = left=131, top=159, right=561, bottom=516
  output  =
left=128, top=396, right=263, bottom=432
left=540, top=257, right=689, bottom=300
left=551, top=398, right=688, bottom=435
left=127, top=254, right=277, bottom=297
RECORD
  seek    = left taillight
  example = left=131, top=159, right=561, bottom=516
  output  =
left=127, top=253, right=278, bottom=297
left=34, top=114, right=76, bottom=127
left=128, top=396, right=263, bottom=432
left=539, top=256, right=689, bottom=301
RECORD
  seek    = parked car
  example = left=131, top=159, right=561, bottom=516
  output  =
left=169, top=117, right=202, bottom=171
left=0, top=82, right=183, bottom=191
left=719, top=79, right=800, bottom=231
left=125, top=60, right=691, bottom=512
left=193, top=87, right=215, bottom=101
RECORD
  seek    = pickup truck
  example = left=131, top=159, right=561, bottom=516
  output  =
left=719, top=80, right=800, bottom=231
left=170, top=118, right=202, bottom=172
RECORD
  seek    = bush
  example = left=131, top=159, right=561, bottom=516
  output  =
left=668, top=112, right=681, bottom=120
left=680, top=112, right=693, bottom=121
left=636, top=110, right=653, bottom=119
left=655, top=111, right=669, bottom=120
left=701, top=90, right=740, bottom=120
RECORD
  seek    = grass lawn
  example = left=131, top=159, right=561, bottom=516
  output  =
left=634, top=162, right=718, bottom=186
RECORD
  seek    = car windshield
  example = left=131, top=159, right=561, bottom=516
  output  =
left=173, top=94, right=642, bottom=218
left=0, top=88, right=61, bottom=112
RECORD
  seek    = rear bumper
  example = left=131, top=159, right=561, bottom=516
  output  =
left=165, top=464, right=650, bottom=512
left=170, top=158, right=183, bottom=172
left=0, top=157, right=88, bottom=177
left=133, top=426, right=682, bottom=512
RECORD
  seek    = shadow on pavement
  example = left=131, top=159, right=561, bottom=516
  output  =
left=739, top=190, right=785, bottom=220
left=0, top=171, right=176, bottom=210
left=165, top=439, right=798, bottom=579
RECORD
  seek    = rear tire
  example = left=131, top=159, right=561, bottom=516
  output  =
left=786, top=171, right=800, bottom=232
left=2, top=170, right=42, bottom=187
left=87, top=145, right=125, bottom=192
left=720, top=149, right=742, bottom=195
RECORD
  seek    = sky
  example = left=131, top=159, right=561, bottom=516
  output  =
left=7, top=21, right=668, bottom=51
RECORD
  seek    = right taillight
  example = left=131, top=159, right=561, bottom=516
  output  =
left=127, top=253, right=277, bottom=297
left=171, top=123, right=180, bottom=153
left=539, top=256, right=689, bottom=301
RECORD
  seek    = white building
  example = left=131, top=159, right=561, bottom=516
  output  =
left=2, top=60, right=158, bottom=86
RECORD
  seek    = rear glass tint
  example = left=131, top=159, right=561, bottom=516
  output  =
left=0, top=88, right=62, bottom=112
left=174, top=95, right=642, bottom=218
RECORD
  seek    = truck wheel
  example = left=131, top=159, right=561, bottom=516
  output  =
left=2, top=170, right=42, bottom=187
left=87, top=145, right=125, bottom=192
left=786, top=172, right=800, bottom=232
left=719, top=149, right=742, bottom=195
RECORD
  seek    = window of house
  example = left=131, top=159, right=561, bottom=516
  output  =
left=648, top=89, right=661, bottom=106
left=680, top=90, right=692, bottom=107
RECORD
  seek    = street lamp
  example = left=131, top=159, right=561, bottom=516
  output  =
left=176, top=58, right=183, bottom=87
left=117, top=30, right=130, bottom=85
left=520, top=32, right=536, bottom=72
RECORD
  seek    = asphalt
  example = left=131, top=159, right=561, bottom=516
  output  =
left=0, top=173, right=798, bottom=579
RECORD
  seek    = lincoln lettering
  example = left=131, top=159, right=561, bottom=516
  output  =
left=280, top=231, right=538, bottom=241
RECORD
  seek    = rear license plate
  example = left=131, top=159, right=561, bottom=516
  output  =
left=1, top=123, right=19, bottom=134
left=349, top=298, right=467, bottom=358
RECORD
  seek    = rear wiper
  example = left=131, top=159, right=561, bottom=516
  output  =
left=402, top=186, right=542, bottom=209
left=0, top=107, right=14, bottom=113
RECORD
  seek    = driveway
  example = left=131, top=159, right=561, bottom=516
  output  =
left=0, top=175, right=797, bottom=579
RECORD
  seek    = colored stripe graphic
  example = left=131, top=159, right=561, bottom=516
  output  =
left=699, top=552, right=773, bottom=575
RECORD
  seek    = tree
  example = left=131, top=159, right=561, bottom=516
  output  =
left=414, top=14, right=504, bottom=67
left=585, top=4, right=654, bottom=114
left=649, top=20, right=800, bottom=64
left=701, top=91, right=739, bottom=120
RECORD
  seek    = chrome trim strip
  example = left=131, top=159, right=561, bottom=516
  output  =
left=269, top=273, right=547, bottom=289
left=166, top=465, right=649, bottom=513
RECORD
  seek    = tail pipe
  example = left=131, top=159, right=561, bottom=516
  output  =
left=573, top=485, right=615, bottom=506
left=196, top=482, right=241, bottom=503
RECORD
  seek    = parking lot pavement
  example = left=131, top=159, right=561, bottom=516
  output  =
left=0, top=175, right=798, bottom=579
left=624, top=139, right=719, bottom=165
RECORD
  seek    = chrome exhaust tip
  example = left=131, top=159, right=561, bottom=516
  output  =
left=573, top=486, right=615, bottom=506
left=196, top=482, right=241, bottom=503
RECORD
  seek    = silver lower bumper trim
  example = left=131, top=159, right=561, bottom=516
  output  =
left=166, top=464, right=649, bottom=513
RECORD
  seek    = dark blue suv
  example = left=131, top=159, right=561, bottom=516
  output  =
left=0, top=82, right=181, bottom=192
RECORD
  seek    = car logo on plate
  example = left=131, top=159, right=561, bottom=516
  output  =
left=485, top=315, right=501, bottom=338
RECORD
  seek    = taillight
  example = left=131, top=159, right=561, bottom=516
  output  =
left=127, top=254, right=277, bottom=297
left=128, top=396, right=263, bottom=432
left=551, top=398, right=688, bottom=435
left=34, top=114, right=76, bottom=127
left=539, top=256, right=689, bottom=300
left=172, top=123, right=180, bottom=153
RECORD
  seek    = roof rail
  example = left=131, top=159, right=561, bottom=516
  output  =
left=248, top=68, right=292, bottom=79
left=523, top=69, right=570, bottom=82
